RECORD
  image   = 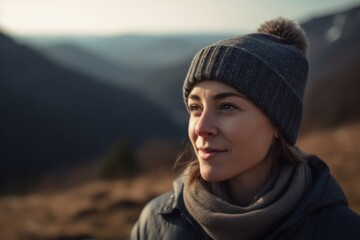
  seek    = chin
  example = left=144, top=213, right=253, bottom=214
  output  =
left=200, top=169, right=226, bottom=183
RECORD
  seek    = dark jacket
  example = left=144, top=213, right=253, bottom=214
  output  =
left=130, top=156, right=360, bottom=240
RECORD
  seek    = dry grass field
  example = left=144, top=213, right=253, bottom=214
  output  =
left=0, top=122, right=359, bottom=240
left=298, top=122, right=360, bottom=213
left=0, top=172, right=174, bottom=240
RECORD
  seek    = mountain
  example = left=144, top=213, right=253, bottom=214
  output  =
left=301, top=5, right=360, bottom=132
left=20, top=34, right=231, bottom=70
left=19, top=34, right=227, bottom=110
left=17, top=5, right=360, bottom=134
left=39, top=43, right=134, bottom=85
left=141, top=59, right=191, bottom=125
left=0, top=32, right=183, bottom=194
left=302, top=5, right=360, bottom=81
left=19, top=34, right=231, bottom=124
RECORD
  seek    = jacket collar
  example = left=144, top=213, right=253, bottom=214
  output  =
left=267, top=155, right=348, bottom=239
left=159, top=175, right=184, bottom=214
left=303, top=155, right=347, bottom=211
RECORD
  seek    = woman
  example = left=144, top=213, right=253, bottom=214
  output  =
left=131, top=17, right=360, bottom=240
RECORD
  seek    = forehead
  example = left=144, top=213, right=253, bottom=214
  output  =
left=189, top=81, right=239, bottom=96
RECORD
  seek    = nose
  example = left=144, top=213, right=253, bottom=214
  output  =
left=194, top=111, right=218, bottom=137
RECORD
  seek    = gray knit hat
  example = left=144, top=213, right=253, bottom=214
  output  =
left=183, top=17, right=309, bottom=145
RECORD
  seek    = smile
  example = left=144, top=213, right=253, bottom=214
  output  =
left=197, top=147, right=228, bottom=160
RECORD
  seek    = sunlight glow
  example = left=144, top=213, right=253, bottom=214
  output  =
left=0, top=0, right=358, bottom=35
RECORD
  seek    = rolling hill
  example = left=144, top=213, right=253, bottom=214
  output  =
left=0, top=32, right=183, bottom=194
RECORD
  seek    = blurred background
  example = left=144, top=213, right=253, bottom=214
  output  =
left=0, top=0, right=360, bottom=239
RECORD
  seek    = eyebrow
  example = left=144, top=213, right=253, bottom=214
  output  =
left=188, top=92, right=247, bottom=101
left=213, top=92, right=246, bottom=100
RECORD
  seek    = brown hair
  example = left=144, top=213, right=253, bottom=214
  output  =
left=174, top=135, right=307, bottom=184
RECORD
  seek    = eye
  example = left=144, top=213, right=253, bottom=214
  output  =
left=219, top=103, right=238, bottom=111
left=188, top=104, right=202, bottom=116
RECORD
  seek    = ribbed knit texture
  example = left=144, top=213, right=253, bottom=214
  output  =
left=183, top=163, right=313, bottom=240
left=183, top=34, right=308, bottom=145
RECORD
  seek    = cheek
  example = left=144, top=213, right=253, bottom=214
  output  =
left=188, top=118, right=197, bottom=145
left=230, top=116, right=274, bottom=159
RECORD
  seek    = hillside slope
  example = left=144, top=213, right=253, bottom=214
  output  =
left=0, top=32, right=182, bottom=194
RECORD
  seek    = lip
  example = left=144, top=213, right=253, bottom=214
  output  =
left=197, top=147, right=227, bottom=160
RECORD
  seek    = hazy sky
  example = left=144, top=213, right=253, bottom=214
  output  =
left=0, top=0, right=359, bottom=35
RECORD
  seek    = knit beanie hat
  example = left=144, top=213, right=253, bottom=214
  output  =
left=183, top=17, right=309, bottom=145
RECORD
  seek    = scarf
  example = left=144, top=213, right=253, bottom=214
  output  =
left=183, top=163, right=312, bottom=240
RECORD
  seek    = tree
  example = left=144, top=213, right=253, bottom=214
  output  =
left=101, top=138, right=137, bottom=180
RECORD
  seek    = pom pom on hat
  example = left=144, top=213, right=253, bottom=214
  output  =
left=257, top=17, right=308, bottom=56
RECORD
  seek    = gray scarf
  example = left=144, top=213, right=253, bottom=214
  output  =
left=183, top=163, right=312, bottom=240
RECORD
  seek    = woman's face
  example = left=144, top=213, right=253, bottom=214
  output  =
left=187, top=81, right=278, bottom=183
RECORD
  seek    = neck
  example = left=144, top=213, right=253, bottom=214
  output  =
left=227, top=159, right=270, bottom=206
